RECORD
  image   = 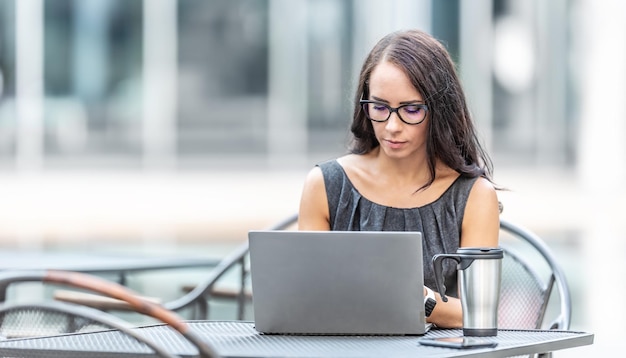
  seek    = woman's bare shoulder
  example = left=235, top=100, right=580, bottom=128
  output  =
left=302, top=165, right=324, bottom=188
left=336, top=153, right=363, bottom=167
left=299, top=166, right=330, bottom=230
left=469, top=176, right=497, bottom=198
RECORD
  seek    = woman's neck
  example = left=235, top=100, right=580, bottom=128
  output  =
left=370, top=147, right=434, bottom=187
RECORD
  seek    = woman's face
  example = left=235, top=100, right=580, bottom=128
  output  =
left=367, top=60, right=429, bottom=160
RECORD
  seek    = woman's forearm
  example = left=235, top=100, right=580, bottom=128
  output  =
left=426, top=290, right=463, bottom=328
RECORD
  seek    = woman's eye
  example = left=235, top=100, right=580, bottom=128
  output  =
left=403, top=105, right=423, bottom=114
left=372, top=105, right=388, bottom=112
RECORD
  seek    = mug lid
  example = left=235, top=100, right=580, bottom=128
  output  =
left=456, top=247, right=503, bottom=259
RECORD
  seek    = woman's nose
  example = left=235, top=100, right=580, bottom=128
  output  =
left=385, top=112, right=404, bottom=131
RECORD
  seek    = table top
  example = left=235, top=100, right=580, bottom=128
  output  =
left=0, top=250, right=219, bottom=273
left=0, top=320, right=594, bottom=358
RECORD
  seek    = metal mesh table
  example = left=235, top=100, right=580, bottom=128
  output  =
left=0, top=320, right=594, bottom=357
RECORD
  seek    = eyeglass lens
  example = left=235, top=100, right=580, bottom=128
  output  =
left=362, top=102, right=426, bottom=124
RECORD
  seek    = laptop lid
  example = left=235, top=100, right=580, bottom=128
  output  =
left=248, top=230, right=428, bottom=335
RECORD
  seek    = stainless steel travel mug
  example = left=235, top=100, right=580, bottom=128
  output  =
left=432, top=247, right=503, bottom=336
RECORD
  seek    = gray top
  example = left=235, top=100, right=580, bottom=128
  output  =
left=318, top=159, right=479, bottom=296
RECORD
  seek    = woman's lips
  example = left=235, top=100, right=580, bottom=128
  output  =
left=384, top=139, right=407, bottom=149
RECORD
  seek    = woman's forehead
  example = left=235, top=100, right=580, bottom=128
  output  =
left=368, top=61, right=424, bottom=102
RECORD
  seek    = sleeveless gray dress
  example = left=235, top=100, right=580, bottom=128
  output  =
left=318, top=159, right=479, bottom=297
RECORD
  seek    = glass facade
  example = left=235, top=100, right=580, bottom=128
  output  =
left=0, top=0, right=578, bottom=170
left=177, top=0, right=269, bottom=158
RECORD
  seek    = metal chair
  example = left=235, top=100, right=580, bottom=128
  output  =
left=0, top=270, right=220, bottom=358
left=54, top=214, right=299, bottom=320
left=0, top=301, right=178, bottom=358
left=498, top=218, right=572, bottom=331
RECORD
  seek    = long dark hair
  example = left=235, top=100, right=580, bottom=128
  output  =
left=349, top=29, right=494, bottom=187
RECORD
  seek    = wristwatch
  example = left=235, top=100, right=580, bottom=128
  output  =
left=424, top=286, right=437, bottom=317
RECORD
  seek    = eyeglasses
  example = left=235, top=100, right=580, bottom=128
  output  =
left=360, top=100, right=428, bottom=125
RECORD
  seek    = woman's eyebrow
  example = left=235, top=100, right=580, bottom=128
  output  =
left=370, top=95, right=424, bottom=104
left=370, top=96, right=389, bottom=103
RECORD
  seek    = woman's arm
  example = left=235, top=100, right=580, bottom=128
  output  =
left=460, top=177, right=500, bottom=248
left=298, top=167, right=331, bottom=231
left=426, top=177, right=501, bottom=328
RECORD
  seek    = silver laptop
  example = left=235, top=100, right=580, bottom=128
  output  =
left=248, top=230, right=430, bottom=335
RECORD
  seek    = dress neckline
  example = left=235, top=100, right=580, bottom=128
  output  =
left=334, top=160, right=464, bottom=210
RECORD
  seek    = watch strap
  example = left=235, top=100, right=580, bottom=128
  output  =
left=424, top=286, right=437, bottom=317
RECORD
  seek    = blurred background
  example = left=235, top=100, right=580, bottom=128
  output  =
left=0, top=0, right=623, bottom=355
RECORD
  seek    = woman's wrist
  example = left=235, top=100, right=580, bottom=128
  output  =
left=424, top=286, right=437, bottom=317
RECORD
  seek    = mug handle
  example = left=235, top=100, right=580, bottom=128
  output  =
left=432, top=254, right=461, bottom=302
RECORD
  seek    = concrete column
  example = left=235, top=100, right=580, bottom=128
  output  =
left=267, top=0, right=308, bottom=168
left=142, top=0, right=178, bottom=170
left=15, top=0, right=44, bottom=172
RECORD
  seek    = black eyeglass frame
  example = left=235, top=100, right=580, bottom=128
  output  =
left=359, top=100, right=429, bottom=125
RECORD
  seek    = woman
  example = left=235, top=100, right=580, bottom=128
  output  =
left=298, top=29, right=500, bottom=328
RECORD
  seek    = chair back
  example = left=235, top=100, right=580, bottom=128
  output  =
left=0, top=270, right=221, bottom=358
left=498, top=219, right=572, bottom=330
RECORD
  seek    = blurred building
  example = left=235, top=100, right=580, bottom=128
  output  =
left=0, top=0, right=578, bottom=172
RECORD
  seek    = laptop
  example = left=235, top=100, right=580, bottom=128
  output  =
left=248, top=230, right=431, bottom=335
